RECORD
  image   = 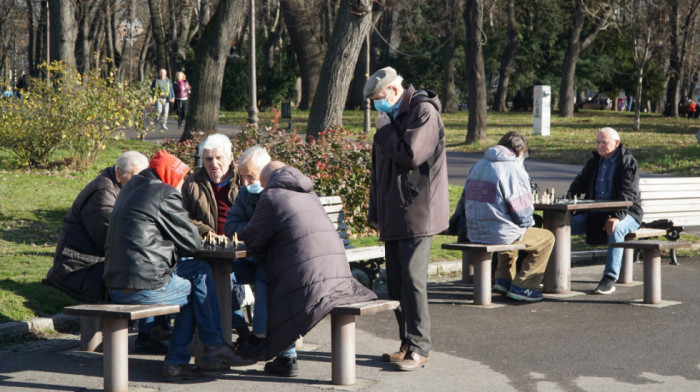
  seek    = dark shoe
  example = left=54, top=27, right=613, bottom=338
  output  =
left=594, top=275, right=616, bottom=294
left=507, top=285, right=544, bottom=302
left=235, top=335, right=266, bottom=361
left=150, top=325, right=172, bottom=341
left=134, top=335, right=168, bottom=355
left=162, top=363, right=203, bottom=381
left=381, top=344, right=408, bottom=362
left=264, top=356, right=298, bottom=377
left=395, top=351, right=428, bottom=371
left=204, top=343, right=257, bottom=367
left=493, top=278, right=511, bottom=296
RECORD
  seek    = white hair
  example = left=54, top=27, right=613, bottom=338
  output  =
left=598, top=127, right=620, bottom=142
left=238, top=146, right=271, bottom=171
left=115, top=151, right=149, bottom=174
left=388, top=76, right=404, bottom=89
left=199, top=133, right=233, bottom=159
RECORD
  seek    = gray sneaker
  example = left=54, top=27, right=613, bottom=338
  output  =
left=594, top=275, right=616, bottom=294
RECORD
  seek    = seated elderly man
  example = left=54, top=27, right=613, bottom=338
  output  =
left=104, top=151, right=253, bottom=381
left=567, top=127, right=642, bottom=295
left=45, top=151, right=170, bottom=353
left=181, top=133, right=253, bottom=338
left=463, top=132, right=554, bottom=302
left=240, top=162, right=377, bottom=377
left=224, top=147, right=297, bottom=377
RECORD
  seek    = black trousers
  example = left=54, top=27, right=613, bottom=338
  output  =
left=174, top=99, right=189, bottom=125
left=384, top=236, right=433, bottom=357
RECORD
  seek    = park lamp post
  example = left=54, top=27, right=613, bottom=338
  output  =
left=119, top=18, right=144, bottom=86
left=247, top=0, right=259, bottom=126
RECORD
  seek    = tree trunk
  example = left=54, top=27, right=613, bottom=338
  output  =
left=442, top=0, right=461, bottom=113
left=464, top=0, right=487, bottom=143
left=181, top=0, right=247, bottom=141
left=306, top=0, right=374, bottom=138
left=26, top=0, right=36, bottom=76
left=634, top=70, right=643, bottom=131
left=49, top=0, right=77, bottom=67
left=170, top=0, right=194, bottom=72
left=663, top=0, right=699, bottom=116
left=138, top=26, right=153, bottom=82
left=280, top=0, right=328, bottom=110
left=35, top=1, right=47, bottom=74
left=493, top=0, right=518, bottom=112
left=559, top=1, right=611, bottom=117
left=148, top=0, right=170, bottom=71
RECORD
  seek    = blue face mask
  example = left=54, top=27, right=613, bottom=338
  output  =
left=246, top=181, right=264, bottom=194
left=373, top=98, right=395, bottom=113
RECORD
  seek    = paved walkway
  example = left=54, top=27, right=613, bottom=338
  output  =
left=1, top=258, right=699, bottom=391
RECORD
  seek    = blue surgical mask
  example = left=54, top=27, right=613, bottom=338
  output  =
left=246, top=181, right=264, bottom=194
left=373, top=98, right=395, bottom=113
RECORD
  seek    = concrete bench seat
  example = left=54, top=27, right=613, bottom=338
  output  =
left=441, top=243, right=526, bottom=305
left=329, top=299, right=399, bottom=385
left=609, top=240, right=691, bottom=304
left=63, top=304, right=180, bottom=392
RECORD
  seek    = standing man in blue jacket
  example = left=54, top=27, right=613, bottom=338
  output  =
left=364, top=67, right=449, bottom=371
left=463, top=132, right=554, bottom=302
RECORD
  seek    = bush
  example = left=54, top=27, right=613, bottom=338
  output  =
left=0, top=62, right=151, bottom=169
left=162, top=111, right=374, bottom=236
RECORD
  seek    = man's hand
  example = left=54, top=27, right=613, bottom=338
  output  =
left=603, top=217, right=619, bottom=235
left=375, top=111, right=391, bottom=129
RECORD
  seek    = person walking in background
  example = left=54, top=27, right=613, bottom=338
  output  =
left=363, top=66, right=449, bottom=371
left=173, top=72, right=192, bottom=129
left=151, top=69, right=175, bottom=129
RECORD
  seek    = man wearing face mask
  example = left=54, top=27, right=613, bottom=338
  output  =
left=463, top=132, right=554, bottom=302
left=364, top=67, right=449, bottom=371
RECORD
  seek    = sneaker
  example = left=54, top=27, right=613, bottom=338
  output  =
left=493, top=278, right=511, bottom=296
left=162, top=363, right=203, bottom=381
left=162, top=123, right=168, bottom=130
left=264, top=356, right=298, bottom=377
left=134, top=335, right=168, bottom=354
left=235, top=335, right=266, bottom=361
left=203, top=343, right=257, bottom=367
left=594, top=275, right=616, bottom=295
left=507, top=285, right=544, bottom=302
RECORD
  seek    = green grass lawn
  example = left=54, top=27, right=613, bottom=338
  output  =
left=1, top=109, right=698, bottom=324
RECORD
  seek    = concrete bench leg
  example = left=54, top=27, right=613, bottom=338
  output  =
left=472, top=250, right=492, bottom=306
left=643, top=249, right=662, bottom=304
left=461, top=251, right=474, bottom=283
left=618, top=248, right=635, bottom=284
left=80, top=316, right=102, bottom=352
left=102, top=317, right=129, bottom=392
left=331, top=313, right=355, bottom=385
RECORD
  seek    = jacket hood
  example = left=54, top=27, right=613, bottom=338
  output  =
left=484, top=145, right=519, bottom=162
left=265, top=166, right=314, bottom=193
left=396, top=85, right=443, bottom=117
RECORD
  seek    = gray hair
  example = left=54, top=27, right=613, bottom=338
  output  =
left=115, top=151, right=149, bottom=174
left=598, top=127, right=620, bottom=142
left=388, top=76, right=404, bottom=89
left=238, top=146, right=271, bottom=171
left=199, top=133, right=233, bottom=160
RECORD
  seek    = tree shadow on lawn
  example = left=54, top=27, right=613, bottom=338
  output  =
left=0, top=208, right=65, bottom=245
left=0, top=279, right=75, bottom=323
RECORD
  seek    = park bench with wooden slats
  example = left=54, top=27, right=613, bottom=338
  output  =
left=617, top=177, right=700, bottom=283
left=319, top=196, right=385, bottom=289
left=63, top=303, right=180, bottom=392
left=441, top=242, right=526, bottom=305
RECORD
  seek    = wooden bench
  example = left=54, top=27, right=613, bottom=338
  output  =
left=618, top=177, right=700, bottom=283
left=441, top=243, right=526, bottom=305
left=320, top=196, right=386, bottom=289
left=63, top=304, right=180, bottom=392
left=610, top=240, right=691, bottom=304
left=329, top=299, right=399, bottom=385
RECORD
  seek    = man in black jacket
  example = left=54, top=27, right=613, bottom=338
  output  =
left=568, top=127, right=642, bottom=295
left=104, top=150, right=253, bottom=381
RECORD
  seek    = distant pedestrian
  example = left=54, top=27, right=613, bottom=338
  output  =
left=173, top=72, right=192, bottom=129
left=687, top=100, right=696, bottom=119
left=151, top=69, right=175, bottom=129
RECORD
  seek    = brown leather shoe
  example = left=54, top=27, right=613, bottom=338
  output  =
left=204, top=343, right=257, bottom=367
left=382, top=344, right=408, bottom=362
left=395, top=351, right=428, bottom=371
left=162, top=363, right=203, bottom=381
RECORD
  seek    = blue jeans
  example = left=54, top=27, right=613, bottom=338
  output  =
left=231, top=257, right=268, bottom=337
left=572, top=213, right=641, bottom=280
left=109, top=259, right=224, bottom=365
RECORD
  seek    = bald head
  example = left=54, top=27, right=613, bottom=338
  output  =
left=260, top=161, right=287, bottom=187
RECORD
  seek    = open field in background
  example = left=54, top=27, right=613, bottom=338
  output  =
left=222, top=109, right=700, bottom=176
left=1, top=110, right=699, bottom=323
